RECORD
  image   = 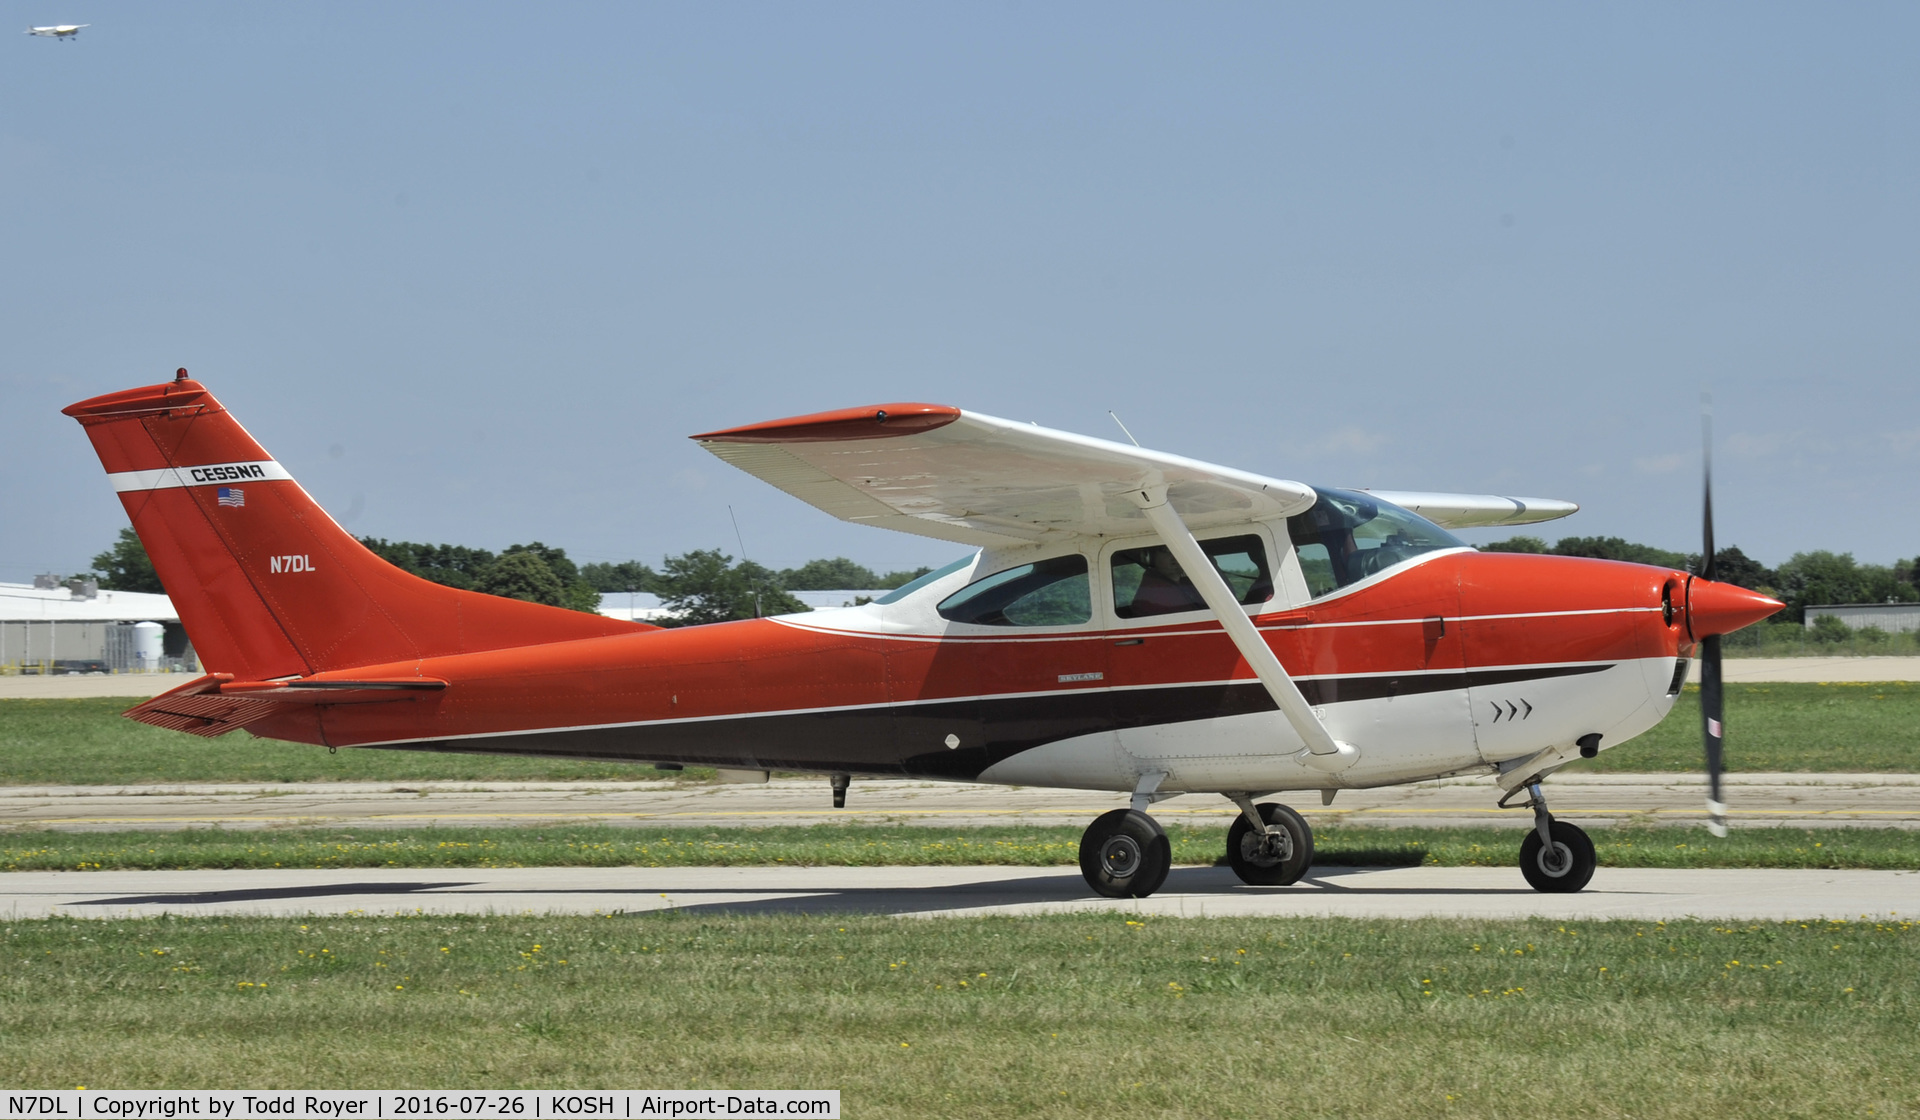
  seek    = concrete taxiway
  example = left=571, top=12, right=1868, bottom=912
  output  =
left=6, top=773, right=1920, bottom=833
left=2, top=864, right=1913, bottom=921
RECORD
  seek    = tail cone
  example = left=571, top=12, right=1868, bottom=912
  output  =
left=1686, top=578, right=1783, bottom=641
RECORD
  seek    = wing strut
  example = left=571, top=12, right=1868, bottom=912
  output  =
left=1130, top=487, right=1358, bottom=772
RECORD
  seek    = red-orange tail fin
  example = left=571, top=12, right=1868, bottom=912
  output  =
left=65, top=373, right=641, bottom=680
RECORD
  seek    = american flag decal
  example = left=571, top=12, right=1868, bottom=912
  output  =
left=217, top=487, right=246, bottom=508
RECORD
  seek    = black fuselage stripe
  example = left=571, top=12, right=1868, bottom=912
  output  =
left=357, top=663, right=1613, bottom=780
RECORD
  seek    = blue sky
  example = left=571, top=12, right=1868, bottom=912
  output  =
left=4, top=2, right=1916, bottom=583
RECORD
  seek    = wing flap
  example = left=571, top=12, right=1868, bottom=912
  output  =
left=701, top=441, right=1031, bottom=547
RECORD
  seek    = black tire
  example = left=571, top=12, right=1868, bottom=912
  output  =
left=1226, top=802, right=1315, bottom=886
left=1078, top=809, right=1173, bottom=899
left=1519, top=819, right=1596, bottom=893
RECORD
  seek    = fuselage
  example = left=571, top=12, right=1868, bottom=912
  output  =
left=245, top=546, right=1698, bottom=795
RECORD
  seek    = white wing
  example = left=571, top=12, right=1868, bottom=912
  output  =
left=1363, top=490, right=1579, bottom=529
left=693, top=404, right=1318, bottom=548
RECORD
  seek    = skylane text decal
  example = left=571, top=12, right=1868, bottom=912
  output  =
left=108, top=460, right=294, bottom=493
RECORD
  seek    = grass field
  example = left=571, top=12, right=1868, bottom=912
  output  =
left=0, top=698, right=697, bottom=784
left=1724, top=619, right=1920, bottom=658
left=4, top=823, right=1915, bottom=871
left=1, top=912, right=1914, bottom=1117
left=1586, top=682, right=1919, bottom=772
left=1, top=682, right=1914, bottom=786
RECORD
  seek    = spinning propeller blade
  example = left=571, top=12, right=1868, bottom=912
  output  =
left=1699, top=395, right=1727, bottom=837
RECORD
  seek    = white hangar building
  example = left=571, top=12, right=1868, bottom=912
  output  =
left=0, top=577, right=194, bottom=674
left=1805, top=602, right=1920, bottom=634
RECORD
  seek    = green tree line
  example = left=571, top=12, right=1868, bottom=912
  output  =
left=1480, top=535, right=1920, bottom=622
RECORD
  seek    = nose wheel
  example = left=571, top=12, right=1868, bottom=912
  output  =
left=1078, top=809, right=1172, bottom=898
left=1514, top=781, right=1596, bottom=892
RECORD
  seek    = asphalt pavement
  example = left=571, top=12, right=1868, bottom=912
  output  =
left=2, top=863, right=1912, bottom=921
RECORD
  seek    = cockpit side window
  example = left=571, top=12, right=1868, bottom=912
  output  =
left=936, top=554, right=1091, bottom=627
left=1110, top=535, right=1273, bottom=619
left=1287, top=488, right=1466, bottom=598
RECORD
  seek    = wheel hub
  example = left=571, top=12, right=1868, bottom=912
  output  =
left=1537, top=841, right=1572, bottom=876
left=1240, top=828, right=1293, bottom=866
left=1100, top=835, right=1143, bottom=878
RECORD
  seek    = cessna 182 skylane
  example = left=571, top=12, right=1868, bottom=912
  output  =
left=66, top=371, right=1782, bottom=898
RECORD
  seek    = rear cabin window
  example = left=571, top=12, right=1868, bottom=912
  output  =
left=1287, top=487, right=1465, bottom=598
left=1110, top=535, right=1273, bottom=619
left=936, top=554, right=1092, bottom=627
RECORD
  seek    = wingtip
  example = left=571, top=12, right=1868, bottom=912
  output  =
left=691, top=403, right=962, bottom=444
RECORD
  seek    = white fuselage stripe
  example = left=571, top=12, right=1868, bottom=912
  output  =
left=768, top=606, right=1662, bottom=646
left=1263, top=607, right=1664, bottom=631
left=108, top=461, right=292, bottom=493
left=345, top=658, right=1629, bottom=749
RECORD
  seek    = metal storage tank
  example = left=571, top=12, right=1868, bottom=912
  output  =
left=132, top=621, right=165, bottom=670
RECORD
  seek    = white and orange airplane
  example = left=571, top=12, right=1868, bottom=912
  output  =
left=65, top=371, right=1782, bottom=898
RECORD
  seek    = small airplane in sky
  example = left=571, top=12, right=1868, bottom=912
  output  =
left=25, top=23, right=88, bottom=39
left=64, top=370, right=1781, bottom=899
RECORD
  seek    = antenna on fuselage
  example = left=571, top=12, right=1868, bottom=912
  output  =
left=728, top=504, right=761, bottom=619
left=1107, top=410, right=1141, bottom=447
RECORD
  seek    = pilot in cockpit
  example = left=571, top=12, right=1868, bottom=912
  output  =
left=1127, top=547, right=1205, bottom=616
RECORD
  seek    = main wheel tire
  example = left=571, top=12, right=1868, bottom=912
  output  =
left=1226, top=802, right=1315, bottom=886
left=1519, top=819, right=1597, bottom=893
left=1078, top=809, right=1173, bottom=899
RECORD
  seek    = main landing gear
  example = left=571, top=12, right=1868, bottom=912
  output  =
left=1514, top=781, right=1596, bottom=893
left=1078, top=809, right=1172, bottom=898
left=1224, top=795, right=1314, bottom=886
left=1075, top=794, right=1319, bottom=898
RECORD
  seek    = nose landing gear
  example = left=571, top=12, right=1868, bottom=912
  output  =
left=1514, top=780, right=1596, bottom=893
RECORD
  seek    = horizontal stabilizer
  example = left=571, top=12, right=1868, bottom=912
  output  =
left=124, top=673, right=450, bottom=737
left=124, top=674, right=272, bottom=738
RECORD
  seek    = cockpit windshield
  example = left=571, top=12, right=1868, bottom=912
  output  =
left=1286, top=487, right=1465, bottom=598
left=875, top=555, right=975, bottom=604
